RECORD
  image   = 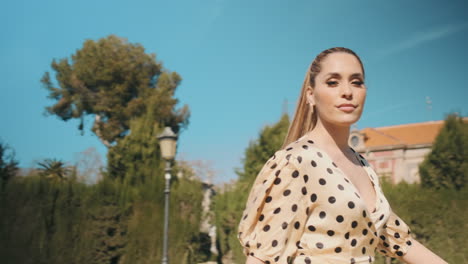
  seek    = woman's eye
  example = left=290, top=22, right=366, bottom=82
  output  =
left=326, top=81, right=338, bottom=86
left=352, top=81, right=364, bottom=86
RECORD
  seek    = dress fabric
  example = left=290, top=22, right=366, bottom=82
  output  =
left=237, top=136, right=414, bottom=264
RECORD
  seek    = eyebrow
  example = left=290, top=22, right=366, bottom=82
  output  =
left=325, top=72, right=364, bottom=79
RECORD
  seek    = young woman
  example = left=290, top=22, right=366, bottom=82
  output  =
left=237, top=48, right=447, bottom=264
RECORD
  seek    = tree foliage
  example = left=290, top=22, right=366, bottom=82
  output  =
left=41, top=35, right=189, bottom=147
left=214, top=114, right=289, bottom=262
left=0, top=141, right=19, bottom=188
left=419, top=114, right=468, bottom=190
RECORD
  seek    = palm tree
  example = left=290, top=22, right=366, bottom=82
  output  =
left=37, top=159, right=70, bottom=182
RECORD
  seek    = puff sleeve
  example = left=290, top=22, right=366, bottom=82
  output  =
left=376, top=209, right=414, bottom=259
left=238, top=151, right=312, bottom=264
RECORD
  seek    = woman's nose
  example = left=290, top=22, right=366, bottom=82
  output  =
left=340, top=84, right=353, bottom=98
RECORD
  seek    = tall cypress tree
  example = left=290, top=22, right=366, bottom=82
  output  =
left=419, top=114, right=468, bottom=190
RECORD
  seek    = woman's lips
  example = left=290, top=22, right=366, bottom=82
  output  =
left=337, top=104, right=356, bottom=113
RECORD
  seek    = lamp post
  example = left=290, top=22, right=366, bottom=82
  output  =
left=157, top=127, right=178, bottom=264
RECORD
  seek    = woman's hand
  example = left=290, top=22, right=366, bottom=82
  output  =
left=402, top=238, right=447, bottom=264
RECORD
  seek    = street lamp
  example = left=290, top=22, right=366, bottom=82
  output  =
left=157, top=126, right=178, bottom=264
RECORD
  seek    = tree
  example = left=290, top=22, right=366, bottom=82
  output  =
left=215, top=114, right=289, bottom=262
left=419, top=114, right=468, bottom=190
left=37, top=159, right=70, bottom=182
left=0, top=141, right=19, bottom=187
left=41, top=35, right=189, bottom=147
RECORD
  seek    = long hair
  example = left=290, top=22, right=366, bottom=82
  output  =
left=281, top=47, right=365, bottom=148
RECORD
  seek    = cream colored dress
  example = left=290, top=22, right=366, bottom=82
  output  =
left=238, top=135, right=414, bottom=264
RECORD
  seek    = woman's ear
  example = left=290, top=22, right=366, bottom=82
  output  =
left=306, top=86, right=315, bottom=106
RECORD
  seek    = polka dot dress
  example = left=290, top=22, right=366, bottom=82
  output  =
left=238, top=136, right=414, bottom=264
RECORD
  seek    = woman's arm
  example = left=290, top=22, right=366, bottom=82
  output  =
left=246, top=256, right=265, bottom=264
left=401, top=238, right=447, bottom=264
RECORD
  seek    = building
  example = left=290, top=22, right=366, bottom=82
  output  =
left=348, top=120, right=448, bottom=184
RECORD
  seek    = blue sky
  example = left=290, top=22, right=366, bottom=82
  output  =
left=1, top=0, right=467, bottom=184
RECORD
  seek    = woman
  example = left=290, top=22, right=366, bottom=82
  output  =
left=237, top=47, right=447, bottom=264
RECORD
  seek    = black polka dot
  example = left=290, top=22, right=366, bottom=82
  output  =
left=296, top=241, right=303, bottom=249
left=351, top=258, right=356, bottom=264
left=335, top=247, right=342, bottom=253
left=317, top=152, right=323, bottom=157
left=243, top=214, right=248, bottom=220
left=362, top=229, right=368, bottom=235
left=362, top=210, right=367, bottom=217
left=380, top=235, right=386, bottom=241
left=316, top=242, right=324, bottom=249
left=338, top=184, right=344, bottom=190
left=282, top=222, right=288, bottom=229
left=302, top=145, right=308, bottom=149
left=362, top=247, right=366, bottom=254
left=302, top=187, right=307, bottom=195
left=270, top=163, right=277, bottom=169
left=265, top=196, right=272, bottom=203
left=292, top=170, right=299, bottom=178
left=283, top=190, right=291, bottom=196
left=274, top=256, right=279, bottom=262
left=396, top=251, right=403, bottom=257
left=394, top=232, right=400, bottom=239
left=257, top=242, right=261, bottom=248
left=319, top=211, right=326, bottom=219
left=297, top=156, right=302, bottom=163
left=294, top=221, right=300, bottom=229
left=286, top=154, right=291, bottom=160
left=336, top=215, right=344, bottom=223
left=308, top=225, right=316, bottom=231
left=351, top=221, right=358, bottom=228
left=319, top=178, right=326, bottom=185
left=306, top=207, right=310, bottom=215
left=406, top=240, right=412, bottom=246
left=310, top=193, right=317, bottom=202
left=307, top=140, right=314, bottom=144
left=303, top=175, right=309, bottom=183
left=327, top=168, right=333, bottom=174
left=259, top=214, right=264, bottom=221
left=351, top=239, right=357, bottom=247
left=327, top=230, right=335, bottom=236
left=311, top=160, right=317, bottom=167
left=286, top=147, right=293, bottom=151
left=393, top=245, right=400, bottom=250
left=332, top=162, right=338, bottom=168
left=348, top=201, right=355, bottom=209
left=273, top=207, right=281, bottom=214
left=369, top=238, right=374, bottom=245
left=355, top=192, right=360, bottom=198
left=272, top=240, right=278, bottom=247
left=344, top=232, right=350, bottom=239
left=305, top=257, right=311, bottom=264
left=291, top=204, right=298, bottom=212
left=263, top=225, right=270, bottom=232
left=395, top=219, right=401, bottom=226
left=328, top=196, right=336, bottom=203
left=274, top=178, right=281, bottom=185
left=379, top=214, right=385, bottom=221
left=368, top=222, right=372, bottom=228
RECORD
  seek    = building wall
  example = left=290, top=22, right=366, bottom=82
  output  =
left=362, top=146, right=431, bottom=184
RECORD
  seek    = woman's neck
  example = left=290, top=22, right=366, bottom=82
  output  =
left=305, top=119, right=351, bottom=153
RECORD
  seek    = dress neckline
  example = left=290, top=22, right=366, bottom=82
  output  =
left=295, top=136, right=379, bottom=216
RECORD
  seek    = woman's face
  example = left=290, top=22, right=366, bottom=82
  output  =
left=306, top=52, right=366, bottom=128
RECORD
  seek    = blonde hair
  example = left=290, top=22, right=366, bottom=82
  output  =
left=281, top=47, right=365, bottom=148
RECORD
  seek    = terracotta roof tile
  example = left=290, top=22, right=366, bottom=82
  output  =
left=360, top=120, right=456, bottom=148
